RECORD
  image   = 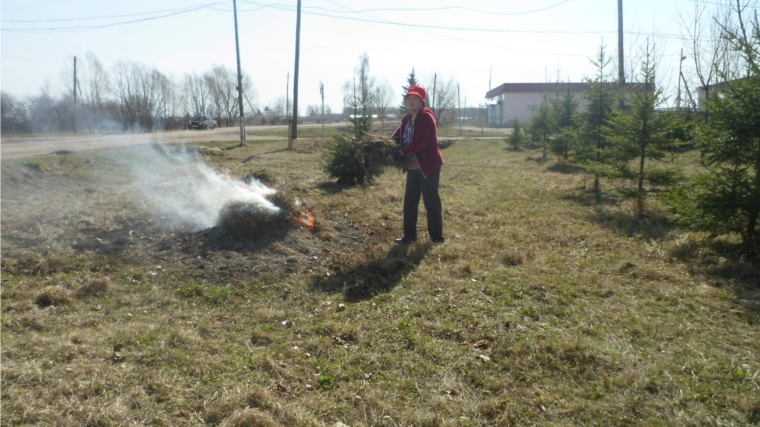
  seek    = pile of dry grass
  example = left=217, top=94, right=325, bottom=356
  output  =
left=218, top=203, right=290, bottom=237
left=354, top=134, right=412, bottom=181
left=218, top=190, right=303, bottom=237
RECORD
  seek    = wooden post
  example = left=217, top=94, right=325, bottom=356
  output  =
left=289, top=0, right=302, bottom=149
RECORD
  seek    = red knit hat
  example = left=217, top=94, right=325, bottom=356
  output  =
left=404, top=85, right=427, bottom=103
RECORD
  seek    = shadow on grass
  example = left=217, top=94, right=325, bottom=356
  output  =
left=669, top=236, right=759, bottom=318
left=592, top=207, right=673, bottom=241
left=439, top=139, right=455, bottom=150
left=257, top=147, right=291, bottom=156
left=316, top=181, right=354, bottom=194
left=560, top=189, right=619, bottom=207
left=310, top=243, right=432, bottom=302
left=525, top=154, right=551, bottom=164
left=546, top=161, right=585, bottom=174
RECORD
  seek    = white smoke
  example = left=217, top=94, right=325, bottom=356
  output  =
left=126, top=143, right=279, bottom=230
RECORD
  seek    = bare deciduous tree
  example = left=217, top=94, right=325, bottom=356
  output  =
left=678, top=1, right=736, bottom=111
left=204, top=66, right=254, bottom=127
left=426, top=74, right=458, bottom=128
left=80, top=51, right=110, bottom=133
left=342, top=52, right=376, bottom=140
left=113, top=61, right=163, bottom=131
left=28, top=81, right=59, bottom=134
left=1, top=91, right=29, bottom=133
left=184, top=71, right=210, bottom=117
left=373, top=78, right=395, bottom=129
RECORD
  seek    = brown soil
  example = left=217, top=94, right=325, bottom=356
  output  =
left=0, top=147, right=366, bottom=288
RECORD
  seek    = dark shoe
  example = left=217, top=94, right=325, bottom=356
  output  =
left=394, top=235, right=417, bottom=244
left=431, top=237, right=445, bottom=244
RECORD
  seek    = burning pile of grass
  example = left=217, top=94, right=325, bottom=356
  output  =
left=354, top=134, right=412, bottom=180
left=218, top=189, right=314, bottom=236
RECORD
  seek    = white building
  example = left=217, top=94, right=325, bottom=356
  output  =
left=485, top=82, right=648, bottom=127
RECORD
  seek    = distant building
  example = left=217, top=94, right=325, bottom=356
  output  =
left=695, top=78, right=748, bottom=111
left=485, top=82, right=649, bottom=127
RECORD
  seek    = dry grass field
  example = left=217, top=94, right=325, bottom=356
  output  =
left=1, top=133, right=758, bottom=426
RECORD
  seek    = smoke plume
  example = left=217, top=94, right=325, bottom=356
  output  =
left=126, top=143, right=279, bottom=231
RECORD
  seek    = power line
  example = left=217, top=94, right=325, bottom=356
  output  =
left=251, top=1, right=714, bottom=41
left=1, top=2, right=224, bottom=23
left=315, top=0, right=591, bottom=57
left=1, top=3, right=222, bottom=32
left=302, top=0, right=573, bottom=16
left=1, top=0, right=734, bottom=45
left=3, top=56, right=68, bottom=64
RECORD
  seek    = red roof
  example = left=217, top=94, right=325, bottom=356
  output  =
left=485, top=82, right=649, bottom=99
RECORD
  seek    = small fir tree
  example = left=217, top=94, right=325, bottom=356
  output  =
left=526, top=92, right=552, bottom=159
left=549, top=83, right=579, bottom=159
left=573, top=43, right=616, bottom=201
left=667, top=15, right=759, bottom=254
left=398, top=68, right=418, bottom=116
left=506, top=119, right=525, bottom=150
left=323, top=53, right=382, bottom=185
left=603, top=40, right=679, bottom=218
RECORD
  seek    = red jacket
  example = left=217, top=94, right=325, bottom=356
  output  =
left=391, top=107, right=444, bottom=177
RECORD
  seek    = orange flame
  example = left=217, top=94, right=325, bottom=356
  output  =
left=295, top=198, right=315, bottom=230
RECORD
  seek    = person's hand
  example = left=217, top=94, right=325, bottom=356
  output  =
left=392, top=150, right=403, bottom=161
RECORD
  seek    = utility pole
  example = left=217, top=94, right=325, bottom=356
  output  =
left=286, top=72, right=290, bottom=125
left=320, top=81, right=325, bottom=138
left=73, top=56, right=77, bottom=134
left=489, top=66, right=492, bottom=90
left=288, top=0, right=302, bottom=150
left=677, top=48, right=684, bottom=110
left=617, top=0, right=625, bottom=110
left=458, top=84, right=462, bottom=135
left=481, top=103, right=485, bottom=135
left=233, top=0, right=246, bottom=146
left=431, top=73, right=437, bottom=112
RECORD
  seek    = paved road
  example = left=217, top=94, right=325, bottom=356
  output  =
left=1, top=123, right=509, bottom=160
left=0, top=123, right=345, bottom=160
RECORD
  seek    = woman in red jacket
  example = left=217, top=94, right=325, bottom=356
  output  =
left=391, top=85, right=445, bottom=244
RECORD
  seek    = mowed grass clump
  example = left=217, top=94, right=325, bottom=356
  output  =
left=1, top=135, right=758, bottom=426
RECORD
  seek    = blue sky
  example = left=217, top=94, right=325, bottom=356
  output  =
left=1, top=0, right=727, bottom=113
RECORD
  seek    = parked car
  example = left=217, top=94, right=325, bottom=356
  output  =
left=188, top=115, right=217, bottom=130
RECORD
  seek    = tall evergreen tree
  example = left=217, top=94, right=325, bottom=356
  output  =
left=398, top=68, right=418, bottom=116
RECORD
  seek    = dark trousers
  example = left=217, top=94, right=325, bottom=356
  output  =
left=403, top=168, right=443, bottom=241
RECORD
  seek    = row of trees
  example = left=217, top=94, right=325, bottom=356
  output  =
left=1, top=49, right=464, bottom=135
left=519, top=1, right=758, bottom=255
left=1, top=52, right=259, bottom=134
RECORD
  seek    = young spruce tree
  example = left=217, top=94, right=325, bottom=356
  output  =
left=398, top=68, right=418, bottom=116
left=574, top=44, right=616, bottom=201
left=526, top=91, right=552, bottom=159
left=322, top=53, right=381, bottom=185
left=668, top=13, right=759, bottom=254
left=603, top=41, right=678, bottom=218
left=506, top=119, right=525, bottom=150
left=549, top=82, right=579, bottom=159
